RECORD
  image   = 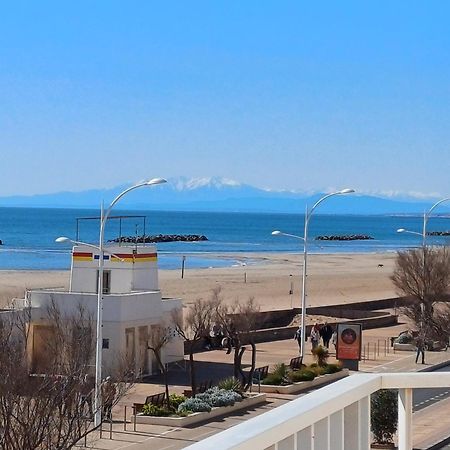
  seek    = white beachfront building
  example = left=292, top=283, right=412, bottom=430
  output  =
left=22, top=244, right=184, bottom=377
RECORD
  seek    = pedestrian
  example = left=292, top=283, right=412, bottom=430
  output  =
left=415, top=334, right=426, bottom=364
left=331, top=329, right=337, bottom=351
left=320, top=322, right=333, bottom=348
left=294, top=327, right=302, bottom=353
left=101, top=377, right=116, bottom=421
left=310, top=323, right=320, bottom=351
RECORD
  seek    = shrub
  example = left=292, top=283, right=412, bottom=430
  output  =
left=288, top=369, right=316, bottom=383
left=141, top=403, right=171, bottom=417
left=197, top=386, right=243, bottom=407
left=177, top=397, right=212, bottom=414
left=272, top=363, right=289, bottom=378
left=218, top=377, right=243, bottom=393
left=396, top=333, right=413, bottom=344
left=323, top=363, right=342, bottom=374
left=261, top=374, right=284, bottom=385
left=169, top=393, right=186, bottom=410
left=309, top=365, right=326, bottom=376
left=371, top=390, right=398, bottom=444
left=312, top=345, right=329, bottom=367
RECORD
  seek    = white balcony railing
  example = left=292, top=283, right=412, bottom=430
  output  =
left=185, top=372, right=450, bottom=450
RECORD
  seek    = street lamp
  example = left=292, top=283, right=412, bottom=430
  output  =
left=397, top=196, right=450, bottom=245
left=92, top=177, right=166, bottom=426
left=397, top=196, right=450, bottom=348
left=272, top=188, right=355, bottom=358
left=55, top=237, right=125, bottom=261
left=58, top=178, right=166, bottom=427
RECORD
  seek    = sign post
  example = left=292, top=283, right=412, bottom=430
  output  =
left=336, top=323, right=362, bottom=371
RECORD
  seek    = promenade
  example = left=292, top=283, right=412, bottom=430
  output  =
left=79, top=324, right=450, bottom=450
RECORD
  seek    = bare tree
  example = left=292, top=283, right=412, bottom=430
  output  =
left=0, top=301, right=133, bottom=450
left=147, top=324, right=174, bottom=407
left=391, top=246, right=450, bottom=340
left=171, top=299, right=215, bottom=395
left=212, top=288, right=261, bottom=390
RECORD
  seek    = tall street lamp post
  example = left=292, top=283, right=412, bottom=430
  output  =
left=92, top=177, right=167, bottom=427
left=57, top=178, right=167, bottom=427
left=272, top=188, right=355, bottom=358
left=398, top=196, right=450, bottom=246
left=397, top=196, right=450, bottom=346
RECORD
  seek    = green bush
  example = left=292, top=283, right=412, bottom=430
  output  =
left=371, top=390, right=398, bottom=444
left=169, top=393, right=186, bottom=410
left=261, top=374, right=284, bottom=385
left=288, top=369, right=316, bottom=383
left=309, top=365, right=326, bottom=376
left=217, top=377, right=243, bottom=393
left=272, top=363, right=289, bottom=378
left=323, top=363, right=342, bottom=374
left=141, top=403, right=171, bottom=417
left=312, top=345, right=329, bottom=367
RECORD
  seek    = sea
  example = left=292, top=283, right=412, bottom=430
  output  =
left=0, top=207, right=448, bottom=270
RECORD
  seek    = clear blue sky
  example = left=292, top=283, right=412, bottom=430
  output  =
left=1, top=1, right=449, bottom=197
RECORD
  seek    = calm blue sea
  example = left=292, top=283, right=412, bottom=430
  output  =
left=0, top=207, right=448, bottom=270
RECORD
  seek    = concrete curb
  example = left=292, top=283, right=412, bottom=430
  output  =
left=418, top=357, right=450, bottom=373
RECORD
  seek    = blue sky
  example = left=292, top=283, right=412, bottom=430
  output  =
left=1, top=1, right=449, bottom=197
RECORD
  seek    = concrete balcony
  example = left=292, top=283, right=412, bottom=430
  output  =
left=184, top=372, right=450, bottom=450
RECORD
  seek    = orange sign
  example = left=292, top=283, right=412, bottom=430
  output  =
left=336, top=323, right=362, bottom=361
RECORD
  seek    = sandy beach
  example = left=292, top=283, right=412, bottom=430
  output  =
left=0, top=252, right=399, bottom=310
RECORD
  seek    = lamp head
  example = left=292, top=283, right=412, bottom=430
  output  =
left=271, top=230, right=282, bottom=236
left=145, top=178, right=167, bottom=186
left=397, top=228, right=406, bottom=233
left=55, top=236, right=71, bottom=244
left=338, top=188, right=355, bottom=194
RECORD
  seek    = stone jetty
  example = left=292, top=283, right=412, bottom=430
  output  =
left=315, top=234, right=374, bottom=241
left=427, top=231, right=450, bottom=236
left=109, top=234, right=208, bottom=244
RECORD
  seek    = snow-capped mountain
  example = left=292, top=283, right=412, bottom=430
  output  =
left=0, top=177, right=448, bottom=215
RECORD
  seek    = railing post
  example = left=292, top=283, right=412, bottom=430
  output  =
left=398, top=388, right=413, bottom=450
left=313, top=417, right=329, bottom=449
left=344, top=402, right=359, bottom=450
left=329, top=410, right=344, bottom=450
left=358, top=396, right=370, bottom=450
left=297, top=426, right=313, bottom=450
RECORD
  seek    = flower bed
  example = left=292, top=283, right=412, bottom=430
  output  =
left=255, top=363, right=349, bottom=394
left=133, top=387, right=266, bottom=427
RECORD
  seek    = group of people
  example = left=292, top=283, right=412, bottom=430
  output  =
left=294, top=322, right=338, bottom=353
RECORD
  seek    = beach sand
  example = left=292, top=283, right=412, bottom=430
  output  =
left=0, top=252, right=399, bottom=310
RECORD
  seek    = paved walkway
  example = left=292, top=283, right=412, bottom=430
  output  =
left=80, top=323, right=450, bottom=450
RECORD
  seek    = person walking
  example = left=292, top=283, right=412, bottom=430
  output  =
left=320, top=322, right=333, bottom=348
left=415, top=334, right=426, bottom=364
left=310, top=323, right=320, bottom=352
left=294, top=327, right=302, bottom=353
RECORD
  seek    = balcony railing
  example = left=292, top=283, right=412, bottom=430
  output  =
left=185, top=372, right=450, bottom=450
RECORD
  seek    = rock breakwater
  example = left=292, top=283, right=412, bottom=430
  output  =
left=109, top=234, right=208, bottom=244
left=315, top=234, right=374, bottom=241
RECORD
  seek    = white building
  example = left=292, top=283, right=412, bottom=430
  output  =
left=24, top=244, right=184, bottom=377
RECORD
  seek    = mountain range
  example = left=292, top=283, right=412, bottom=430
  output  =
left=0, top=177, right=448, bottom=215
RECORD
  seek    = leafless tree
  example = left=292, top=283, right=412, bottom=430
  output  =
left=147, top=323, right=174, bottom=407
left=212, top=288, right=261, bottom=390
left=391, top=246, right=450, bottom=340
left=171, top=299, right=215, bottom=395
left=0, top=301, right=133, bottom=450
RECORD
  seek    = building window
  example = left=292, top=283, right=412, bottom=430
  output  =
left=97, top=270, right=111, bottom=294
left=102, top=338, right=110, bottom=349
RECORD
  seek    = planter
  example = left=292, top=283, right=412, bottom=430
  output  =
left=133, top=393, right=266, bottom=427
left=256, top=369, right=349, bottom=394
